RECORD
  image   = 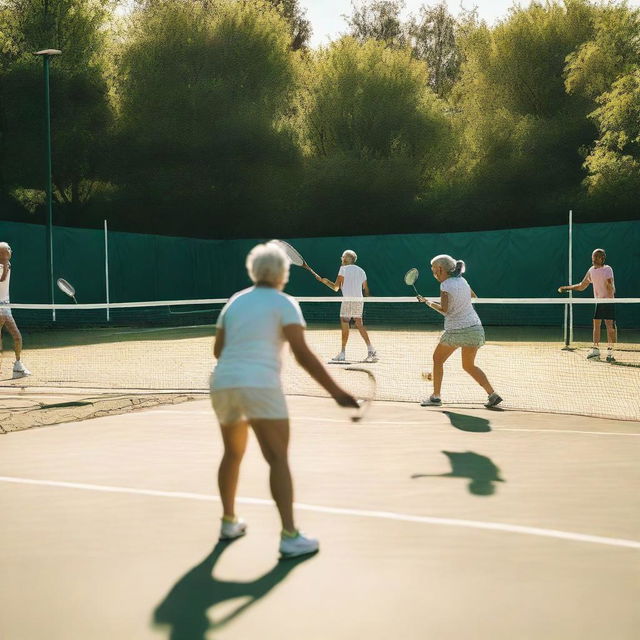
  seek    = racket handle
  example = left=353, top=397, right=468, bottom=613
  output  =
left=303, top=263, right=321, bottom=279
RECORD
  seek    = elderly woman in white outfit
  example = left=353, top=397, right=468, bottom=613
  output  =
left=211, top=243, right=357, bottom=559
left=0, top=242, right=30, bottom=378
left=418, top=254, right=502, bottom=409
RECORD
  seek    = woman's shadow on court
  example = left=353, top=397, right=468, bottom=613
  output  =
left=441, top=411, right=492, bottom=432
left=412, top=450, right=505, bottom=495
left=153, top=538, right=316, bottom=640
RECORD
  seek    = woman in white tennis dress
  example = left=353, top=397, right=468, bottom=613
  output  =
left=0, top=242, right=30, bottom=378
left=211, top=243, right=357, bottom=559
left=418, top=254, right=502, bottom=409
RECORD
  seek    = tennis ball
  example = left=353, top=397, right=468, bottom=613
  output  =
left=421, top=371, right=433, bottom=381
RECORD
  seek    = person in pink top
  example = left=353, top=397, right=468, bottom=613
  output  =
left=558, top=248, right=616, bottom=361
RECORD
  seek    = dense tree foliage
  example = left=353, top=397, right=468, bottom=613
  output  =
left=296, top=37, right=448, bottom=234
left=111, top=0, right=300, bottom=236
left=0, top=0, right=115, bottom=219
left=0, top=0, right=638, bottom=238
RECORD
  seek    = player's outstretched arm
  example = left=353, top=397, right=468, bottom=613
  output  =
left=283, top=324, right=358, bottom=408
left=558, top=272, right=590, bottom=293
left=316, top=274, right=342, bottom=292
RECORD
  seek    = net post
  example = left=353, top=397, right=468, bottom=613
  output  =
left=104, top=219, right=110, bottom=322
left=568, top=209, right=573, bottom=346
left=561, top=210, right=575, bottom=351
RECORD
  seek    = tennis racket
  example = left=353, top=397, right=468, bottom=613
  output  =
left=57, top=278, right=77, bottom=303
left=270, top=239, right=321, bottom=279
left=404, top=268, right=421, bottom=295
left=345, top=367, right=376, bottom=422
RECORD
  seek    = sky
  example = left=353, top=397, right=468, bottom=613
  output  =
left=300, top=0, right=640, bottom=47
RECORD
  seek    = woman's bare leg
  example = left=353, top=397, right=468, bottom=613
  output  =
left=432, top=343, right=457, bottom=398
left=251, top=418, right=295, bottom=532
left=461, top=346, right=494, bottom=394
left=218, top=420, right=249, bottom=519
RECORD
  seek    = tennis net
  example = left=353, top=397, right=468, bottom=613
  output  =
left=1, top=297, right=639, bottom=421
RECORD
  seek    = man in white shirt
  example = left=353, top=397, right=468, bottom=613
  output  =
left=317, top=250, right=377, bottom=362
left=0, top=242, right=30, bottom=377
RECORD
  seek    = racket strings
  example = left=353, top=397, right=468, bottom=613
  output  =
left=270, top=240, right=304, bottom=267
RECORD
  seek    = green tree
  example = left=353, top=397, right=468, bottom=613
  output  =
left=264, top=0, right=311, bottom=50
left=0, top=0, right=115, bottom=219
left=297, top=37, right=448, bottom=233
left=407, top=2, right=461, bottom=97
left=564, top=2, right=640, bottom=212
left=445, top=0, right=598, bottom=227
left=114, top=0, right=300, bottom=236
left=345, top=0, right=407, bottom=47
left=565, top=1, right=640, bottom=99
left=583, top=71, right=640, bottom=205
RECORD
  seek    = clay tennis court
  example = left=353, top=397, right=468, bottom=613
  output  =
left=1, top=394, right=638, bottom=640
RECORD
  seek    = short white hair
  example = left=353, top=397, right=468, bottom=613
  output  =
left=246, top=243, right=289, bottom=285
left=342, top=250, right=357, bottom=264
left=0, top=242, right=10, bottom=256
left=431, top=254, right=466, bottom=277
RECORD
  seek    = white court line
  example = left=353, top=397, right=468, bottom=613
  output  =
left=150, top=409, right=640, bottom=436
left=1, top=475, right=638, bottom=550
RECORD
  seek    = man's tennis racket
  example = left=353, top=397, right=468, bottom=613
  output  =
left=270, top=239, right=321, bottom=279
left=57, top=278, right=77, bottom=303
left=404, top=268, right=421, bottom=296
left=345, top=367, right=376, bottom=422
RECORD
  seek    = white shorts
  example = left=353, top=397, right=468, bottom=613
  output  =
left=0, top=302, right=12, bottom=319
left=340, top=300, right=364, bottom=319
left=210, top=387, right=288, bottom=423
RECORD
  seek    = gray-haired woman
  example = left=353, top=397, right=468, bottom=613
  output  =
left=417, top=254, right=502, bottom=408
left=211, top=243, right=358, bottom=559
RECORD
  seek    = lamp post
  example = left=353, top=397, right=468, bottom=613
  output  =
left=33, top=49, right=61, bottom=318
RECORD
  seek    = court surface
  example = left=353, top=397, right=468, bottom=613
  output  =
left=1, top=396, right=639, bottom=640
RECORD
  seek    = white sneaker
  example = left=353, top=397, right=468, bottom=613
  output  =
left=12, top=361, right=31, bottom=377
left=587, top=347, right=600, bottom=360
left=332, top=352, right=346, bottom=362
left=219, top=517, right=247, bottom=540
left=421, top=395, right=442, bottom=407
left=279, top=531, right=319, bottom=559
left=364, top=350, right=378, bottom=363
left=606, top=350, right=616, bottom=363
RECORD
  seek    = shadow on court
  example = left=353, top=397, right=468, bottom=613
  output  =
left=412, top=451, right=505, bottom=496
left=442, top=411, right=492, bottom=432
left=153, top=539, right=317, bottom=640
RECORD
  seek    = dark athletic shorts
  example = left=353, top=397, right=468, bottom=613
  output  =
left=593, top=303, right=616, bottom=321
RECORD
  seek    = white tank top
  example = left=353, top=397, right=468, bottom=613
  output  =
left=0, top=263, right=10, bottom=302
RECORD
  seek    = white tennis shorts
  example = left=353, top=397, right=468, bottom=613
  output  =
left=340, top=300, right=364, bottom=319
left=0, top=301, right=12, bottom=319
left=210, top=387, right=288, bottom=423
